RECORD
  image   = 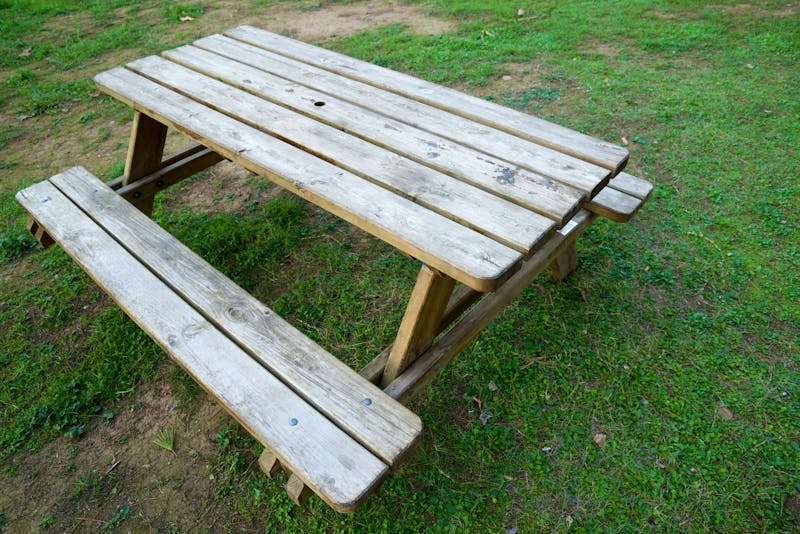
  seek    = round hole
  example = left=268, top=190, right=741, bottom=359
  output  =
left=314, top=101, right=326, bottom=107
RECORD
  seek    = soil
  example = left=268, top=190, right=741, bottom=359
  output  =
left=0, top=1, right=456, bottom=531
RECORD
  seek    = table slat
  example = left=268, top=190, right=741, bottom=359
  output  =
left=165, top=43, right=585, bottom=223
left=95, top=67, right=522, bottom=291
left=198, top=34, right=610, bottom=197
left=128, top=54, right=555, bottom=253
left=225, top=25, right=629, bottom=174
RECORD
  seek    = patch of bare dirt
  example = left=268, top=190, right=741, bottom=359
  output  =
left=0, top=374, right=233, bottom=532
left=180, top=0, right=456, bottom=42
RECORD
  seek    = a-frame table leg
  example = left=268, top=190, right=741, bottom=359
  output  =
left=381, top=265, right=455, bottom=387
left=124, top=112, right=168, bottom=215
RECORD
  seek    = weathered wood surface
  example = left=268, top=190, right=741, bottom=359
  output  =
left=179, top=36, right=608, bottom=198
left=384, top=211, right=597, bottom=403
left=16, top=168, right=390, bottom=512
left=51, top=167, right=421, bottom=468
left=585, top=172, right=652, bottom=222
left=381, top=265, right=455, bottom=387
left=224, top=25, right=629, bottom=173
left=127, top=54, right=558, bottom=250
left=95, top=67, right=522, bottom=292
left=123, top=112, right=167, bottom=214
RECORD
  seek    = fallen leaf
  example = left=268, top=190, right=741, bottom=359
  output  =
left=746, top=63, right=754, bottom=69
left=18, top=48, right=31, bottom=58
left=488, top=381, right=499, bottom=391
left=179, top=15, right=194, bottom=22
left=717, top=405, right=733, bottom=420
left=593, top=433, right=607, bottom=448
left=472, top=395, right=482, bottom=407
left=517, top=9, right=526, bottom=16
left=655, top=458, right=666, bottom=469
left=566, top=514, right=574, bottom=528
left=621, top=136, right=629, bottom=145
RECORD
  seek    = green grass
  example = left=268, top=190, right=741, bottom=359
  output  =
left=0, top=0, right=798, bottom=532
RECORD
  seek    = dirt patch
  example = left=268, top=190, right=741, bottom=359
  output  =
left=177, top=0, right=456, bottom=42
left=0, top=373, right=234, bottom=532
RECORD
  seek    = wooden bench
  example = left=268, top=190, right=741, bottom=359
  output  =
left=16, top=166, right=422, bottom=513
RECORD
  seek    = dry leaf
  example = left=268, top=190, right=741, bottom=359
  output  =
left=488, top=381, right=499, bottom=392
left=517, top=9, right=526, bottom=16
left=621, top=136, right=629, bottom=145
left=593, top=433, right=607, bottom=448
left=179, top=15, right=194, bottom=22
left=18, top=48, right=31, bottom=58
left=717, top=405, right=733, bottom=420
left=746, top=63, right=754, bottom=69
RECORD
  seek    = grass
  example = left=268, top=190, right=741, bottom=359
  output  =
left=0, top=0, right=798, bottom=532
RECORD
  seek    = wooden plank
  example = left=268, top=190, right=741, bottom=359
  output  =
left=127, top=54, right=556, bottom=252
left=192, top=34, right=610, bottom=198
left=224, top=26, right=629, bottom=174
left=360, top=284, right=483, bottom=385
left=94, top=67, right=522, bottom=291
left=586, top=186, right=644, bottom=222
left=608, top=172, right=653, bottom=200
left=158, top=46, right=585, bottom=224
left=549, top=243, right=579, bottom=281
left=51, top=167, right=422, bottom=468
left=117, top=147, right=223, bottom=203
left=108, top=143, right=220, bottom=192
left=384, top=210, right=597, bottom=404
left=381, top=266, right=455, bottom=387
left=16, top=172, right=388, bottom=512
left=124, top=112, right=167, bottom=214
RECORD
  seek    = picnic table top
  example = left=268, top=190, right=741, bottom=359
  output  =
left=95, top=25, right=629, bottom=292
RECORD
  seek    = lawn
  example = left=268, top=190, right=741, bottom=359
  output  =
left=0, top=0, right=798, bottom=532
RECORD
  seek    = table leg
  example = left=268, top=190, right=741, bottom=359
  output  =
left=549, top=242, right=579, bottom=281
left=381, top=265, right=455, bottom=387
left=124, top=112, right=168, bottom=215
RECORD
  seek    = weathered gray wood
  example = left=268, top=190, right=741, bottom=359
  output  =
left=224, top=26, right=629, bottom=173
left=587, top=186, right=645, bottom=222
left=157, top=47, right=585, bottom=224
left=384, top=210, right=597, bottom=404
left=381, top=266, right=455, bottom=387
left=126, top=54, right=557, bottom=252
left=51, top=167, right=422, bottom=467
left=189, top=35, right=610, bottom=199
left=608, top=172, right=653, bottom=200
left=287, top=474, right=314, bottom=506
left=94, top=67, right=522, bottom=291
left=124, top=112, right=167, bottom=214
left=16, top=170, right=388, bottom=512
left=107, top=143, right=213, bottom=191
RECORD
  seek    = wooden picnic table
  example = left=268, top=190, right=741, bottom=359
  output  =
left=17, top=25, right=652, bottom=512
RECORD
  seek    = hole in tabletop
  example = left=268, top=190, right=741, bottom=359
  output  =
left=313, top=101, right=326, bottom=107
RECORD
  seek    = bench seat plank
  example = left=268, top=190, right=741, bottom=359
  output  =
left=127, top=54, right=557, bottom=252
left=224, top=25, right=629, bottom=174
left=195, top=33, right=611, bottom=197
left=49, top=168, right=421, bottom=467
left=94, top=67, right=522, bottom=292
left=16, top=170, right=389, bottom=512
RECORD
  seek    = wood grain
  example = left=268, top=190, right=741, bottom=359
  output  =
left=190, top=34, right=609, bottom=197
left=16, top=170, right=388, bottom=512
left=224, top=25, right=629, bottom=173
left=51, top=167, right=422, bottom=468
left=94, top=67, right=523, bottom=291
left=127, top=54, right=557, bottom=252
